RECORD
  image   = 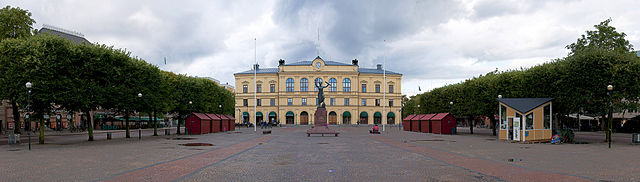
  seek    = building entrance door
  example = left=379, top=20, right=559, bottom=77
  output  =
left=300, top=112, right=309, bottom=125
left=328, top=112, right=337, bottom=125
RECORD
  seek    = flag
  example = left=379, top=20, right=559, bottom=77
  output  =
left=418, top=86, right=421, bottom=91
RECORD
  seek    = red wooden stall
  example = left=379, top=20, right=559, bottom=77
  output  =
left=430, top=113, right=457, bottom=134
left=217, top=114, right=230, bottom=132
left=411, top=114, right=422, bottom=132
left=185, top=113, right=211, bottom=134
left=402, top=115, right=416, bottom=131
left=226, top=115, right=236, bottom=131
left=419, top=114, right=435, bottom=133
left=205, top=113, right=221, bottom=133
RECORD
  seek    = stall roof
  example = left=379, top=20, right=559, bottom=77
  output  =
left=403, top=114, right=416, bottom=121
left=419, top=114, right=436, bottom=120
left=410, top=114, right=424, bottom=121
left=217, top=114, right=230, bottom=120
left=497, top=98, right=553, bottom=114
left=226, top=114, right=235, bottom=120
left=193, top=113, right=211, bottom=120
left=430, top=113, right=451, bottom=120
left=205, top=113, right=221, bottom=120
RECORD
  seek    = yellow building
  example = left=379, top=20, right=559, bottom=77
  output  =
left=234, top=56, right=402, bottom=126
left=498, top=98, right=553, bottom=141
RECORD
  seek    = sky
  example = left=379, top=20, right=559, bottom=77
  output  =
left=5, top=0, right=640, bottom=96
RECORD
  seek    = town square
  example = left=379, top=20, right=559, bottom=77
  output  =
left=2, top=1, right=640, bottom=181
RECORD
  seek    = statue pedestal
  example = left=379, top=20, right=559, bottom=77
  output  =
left=306, top=107, right=339, bottom=137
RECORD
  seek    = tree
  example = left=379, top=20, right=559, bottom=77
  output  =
left=0, top=6, right=35, bottom=40
left=566, top=19, right=634, bottom=56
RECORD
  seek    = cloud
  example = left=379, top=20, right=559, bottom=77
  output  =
left=5, top=0, right=640, bottom=96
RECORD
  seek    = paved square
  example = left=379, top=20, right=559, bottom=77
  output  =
left=1, top=126, right=639, bottom=181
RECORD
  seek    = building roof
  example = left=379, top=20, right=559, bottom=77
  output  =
left=358, top=68, right=401, bottom=75
left=410, top=114, right=423, bottom=121
left=225, top=114, right=235, bottom=120
left=38, top=25, right=90, bottom=44
left=497, top=98, right=553, bottom=114
left=234, top=68, right=279, bottom=75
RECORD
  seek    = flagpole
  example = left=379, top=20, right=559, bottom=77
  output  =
left=254, top=38, right=257, bottom=132
left=383, top=40, right=386, bottom=132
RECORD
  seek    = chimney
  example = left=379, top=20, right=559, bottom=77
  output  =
left=352, top=59, right=358, bottom=66
left=278, top=59, right=285, bottom=66
left=253, top=64, right=259, bottom=70
left=377, top=64, right=382, bottom=70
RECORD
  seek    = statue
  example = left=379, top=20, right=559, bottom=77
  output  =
left=315, top=81, right=330, bottom=108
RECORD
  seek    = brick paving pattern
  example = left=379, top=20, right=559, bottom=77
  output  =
left=1, top=126, right=639, bottom=181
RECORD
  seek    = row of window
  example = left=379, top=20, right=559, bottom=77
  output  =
left=499, top=105, right=551, bottom=130
left=242, top=78, right=394, bottom=93
left=243, top=98, right=394, bottom=107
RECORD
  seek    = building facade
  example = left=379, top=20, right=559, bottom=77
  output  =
left=234, top=56, right=402, bottom=126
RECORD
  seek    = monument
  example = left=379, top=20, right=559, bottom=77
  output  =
left=306, top=81, right=340, bottom=137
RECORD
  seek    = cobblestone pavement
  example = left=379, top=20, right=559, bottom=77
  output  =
left=1, top=126, right=639, bottom=181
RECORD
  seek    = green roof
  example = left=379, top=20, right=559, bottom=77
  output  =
left=374, top=112, right=382, bottom=117
left=114, top=116, right=163, bottom=121
left=387, top=112, right=395, bottom=117
left=286, top=111, right=294, bottom=117
left=269, top=111, right=277, bottom=117
left=360, top=112, right=368, bottom=117
left=343, top=111, right=351, bottom=117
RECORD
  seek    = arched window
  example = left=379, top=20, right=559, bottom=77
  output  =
left=300, top=78, right=308, bottom=92
left=314, top=78, right=323, bottom=91
left=343, top=78, right=351, bottom=92
left=328, top=78, right=337, bottom=92
left=286, top=78, right=294, bottom=92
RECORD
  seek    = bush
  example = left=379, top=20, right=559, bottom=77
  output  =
left=555, top=129, right=575, bottom=143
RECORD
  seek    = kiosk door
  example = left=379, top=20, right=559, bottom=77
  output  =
left=513, top=117, right=521, bottom=141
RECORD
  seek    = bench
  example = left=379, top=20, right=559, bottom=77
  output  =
left=307, top=132, right=339, bottom=137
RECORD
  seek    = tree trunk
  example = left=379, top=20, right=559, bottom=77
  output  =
left=39, top=117, right=45, bottom=144
left=469, top=116, right=474, bottom=134
left=125, top=112, right=130, bottom=138
left=177, top=116, right=182, bottom=135
left=490, top=116, right=496, bottom=136
left=11, top=100, right=21, bottom=134
left=153, top=111, right=158, bottom=136
left=86, top=109, right=94, bottom=141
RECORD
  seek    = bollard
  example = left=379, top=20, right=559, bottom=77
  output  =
left=107, top=132, right=112, bottom=140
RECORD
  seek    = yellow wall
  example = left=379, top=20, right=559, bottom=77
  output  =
left=498, top=102, right=552, bottom=141
left=235, top=57, right=402, bottom=125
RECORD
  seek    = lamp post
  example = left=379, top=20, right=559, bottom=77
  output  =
left=67, top=115, right=72, bottom=130
left=56, top=114, right=61, bottom=131
left=25, top=82, right=32, bottom=150
left=188, top=101, right=193, bottom=135
left=417, top=104, right=420, bottom=114
left=138, top=93, right=142, bottom=140
left=449, top=101, right=453, bottom=113
left=607, top=85, right=613, bottom=148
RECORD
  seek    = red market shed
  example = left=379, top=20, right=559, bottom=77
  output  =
left=217, top=114, right=230, bottom=132
left=185, top=113, right=211, bottom=134
left=205, top=113, right=221, bottom=133
left=419, top=114, right=436, bottom=133
left=430, top=113, right=456, bottom=134
left=402, top=115, right=416, bottom=131
left=411, top=114, right=423, bottom=132
left=226, top=115, right=236, bottom=131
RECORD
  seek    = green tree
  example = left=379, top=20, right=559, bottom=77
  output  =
left=0, top=6, right=35, bottom=40
left=566, top=19, right=634, bottom=55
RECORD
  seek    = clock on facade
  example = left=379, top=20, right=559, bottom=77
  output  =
left=315, top=62, right=321, bottom=68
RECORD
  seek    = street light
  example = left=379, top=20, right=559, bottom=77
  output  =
left=56, top=114, right=61, bottom=131
left=188, top=101, right=193, bottom=135
left=138, top=93, right=142, bottom=140
left=25, top=82, right=32, bottom=150
left=607, top=85, right=613, bottom=148
left=449, top=101, right=454, bottom=113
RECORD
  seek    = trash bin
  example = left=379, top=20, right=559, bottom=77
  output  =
left=107, top=132, right=112, bottom=140
left=451, top=127, right=457, bottom=135
left=633, top=133, right=640, bottom=143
